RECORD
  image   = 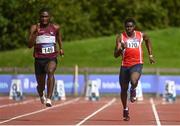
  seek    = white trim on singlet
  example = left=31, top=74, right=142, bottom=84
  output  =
left=140, top=32, right=143, bottom=42
left=36, top=35, right=56, bottom=44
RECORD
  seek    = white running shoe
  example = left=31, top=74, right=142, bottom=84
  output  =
left=40, top=95, right=46, bottom=104
left=46, top=98, right=52, bottom=107
left=40, top=91, right=46, bottom=104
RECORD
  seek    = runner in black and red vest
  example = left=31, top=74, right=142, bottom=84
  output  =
left=28, top=8, right=64, bottom=107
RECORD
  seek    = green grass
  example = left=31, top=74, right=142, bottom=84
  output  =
left=0, top=27, right=180, bottom=69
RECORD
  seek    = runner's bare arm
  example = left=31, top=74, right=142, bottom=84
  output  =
left=54, top=24, right=64, bottom=56
left=143, top=32, right=155, bottom=64
left=28, top=25, right=38, bottom=48
left=114, top=34, right=123, bottom=58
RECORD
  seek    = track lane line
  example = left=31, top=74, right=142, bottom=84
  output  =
left=76, top=98, right=116, bottom=126
left=150, top=98, right=161, bottom=126
left=0, top=98, right=80, bottom=124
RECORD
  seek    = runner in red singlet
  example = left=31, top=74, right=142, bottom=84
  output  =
left=114, top=18, right=155, bottom=121
left=28, top=8, right=64, bottom=107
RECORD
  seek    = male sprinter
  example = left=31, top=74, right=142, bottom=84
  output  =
left=28, top=8, right=64, bottom=107
left=114, top=18, right=155, bottom=121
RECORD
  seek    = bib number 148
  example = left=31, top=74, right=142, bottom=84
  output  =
left=42, top=46, right=55, bottom=54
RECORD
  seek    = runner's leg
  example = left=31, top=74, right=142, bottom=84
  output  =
left=46, top=60, right=57, bottom=99
left=130, top=72, right=141, bottom=89
left=119, top=67, right=130, bottom=109
left=130, top=64, right=142, bottom=89
left=36, top=74, right=46, bottom=97
left=35, top=59, right=46, bottom=97
left=129, top=64, right=142, bottom=102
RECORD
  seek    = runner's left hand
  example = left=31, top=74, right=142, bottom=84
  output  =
left=59, top=49, right=64, bottom=57
left=149, top=56, right=155, bottom=64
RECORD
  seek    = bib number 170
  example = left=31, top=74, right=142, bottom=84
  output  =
left=127, top=42, right=139, bottom=48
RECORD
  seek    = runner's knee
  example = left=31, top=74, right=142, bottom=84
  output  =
left=131, top=79, right=138, bottom=85
left=47, top=68, right=55, bottom=74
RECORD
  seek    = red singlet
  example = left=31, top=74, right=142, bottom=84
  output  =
left=34, top=24, right=58, bottom=58
left=121, top=31, right=143, bottom=67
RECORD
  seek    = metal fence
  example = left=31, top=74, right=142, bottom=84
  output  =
left=1, top=67, right=180, bottom=75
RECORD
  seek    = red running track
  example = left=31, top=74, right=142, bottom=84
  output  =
left=0, top=96, right=180, bottom=125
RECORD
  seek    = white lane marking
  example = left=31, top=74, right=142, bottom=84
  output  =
left=0, top=98, right=80, bottom=124
left=0, top=99, right=38, bottom=109
left=150, top=98, right=161, bottom=126
left=76, top=98, right=116, bottom=126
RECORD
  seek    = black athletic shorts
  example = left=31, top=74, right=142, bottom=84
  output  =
left=34, top=58, right=57, bottom=75
left=119, top=64, right=143, bottom=84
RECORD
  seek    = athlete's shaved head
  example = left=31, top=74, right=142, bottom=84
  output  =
left=124, top=17, right=136, bottom=26
left=39, top=8, right=50, bottom=15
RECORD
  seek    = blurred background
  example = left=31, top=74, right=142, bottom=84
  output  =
left=0, top=0, right=180, bottom=99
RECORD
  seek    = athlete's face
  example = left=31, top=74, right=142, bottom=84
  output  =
left=125, top=22, right=135, bottom=36
left=39, top=11, right=50, bottom=26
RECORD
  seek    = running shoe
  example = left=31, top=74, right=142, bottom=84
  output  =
left=130, top=87, right=136, bottom=103
left=123, top=108, right=130, bottom=121
left=46, top=98, right=52, bottom=107
left=40, top=92, right=46, bottom=104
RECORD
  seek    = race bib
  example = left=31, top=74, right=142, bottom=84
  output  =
left=127, top=39, right=140, bottom=48
left=42, top=46, right=55, bottom=54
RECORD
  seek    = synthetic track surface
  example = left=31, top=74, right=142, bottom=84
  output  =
left=0, top=96, right=180, bottom=125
